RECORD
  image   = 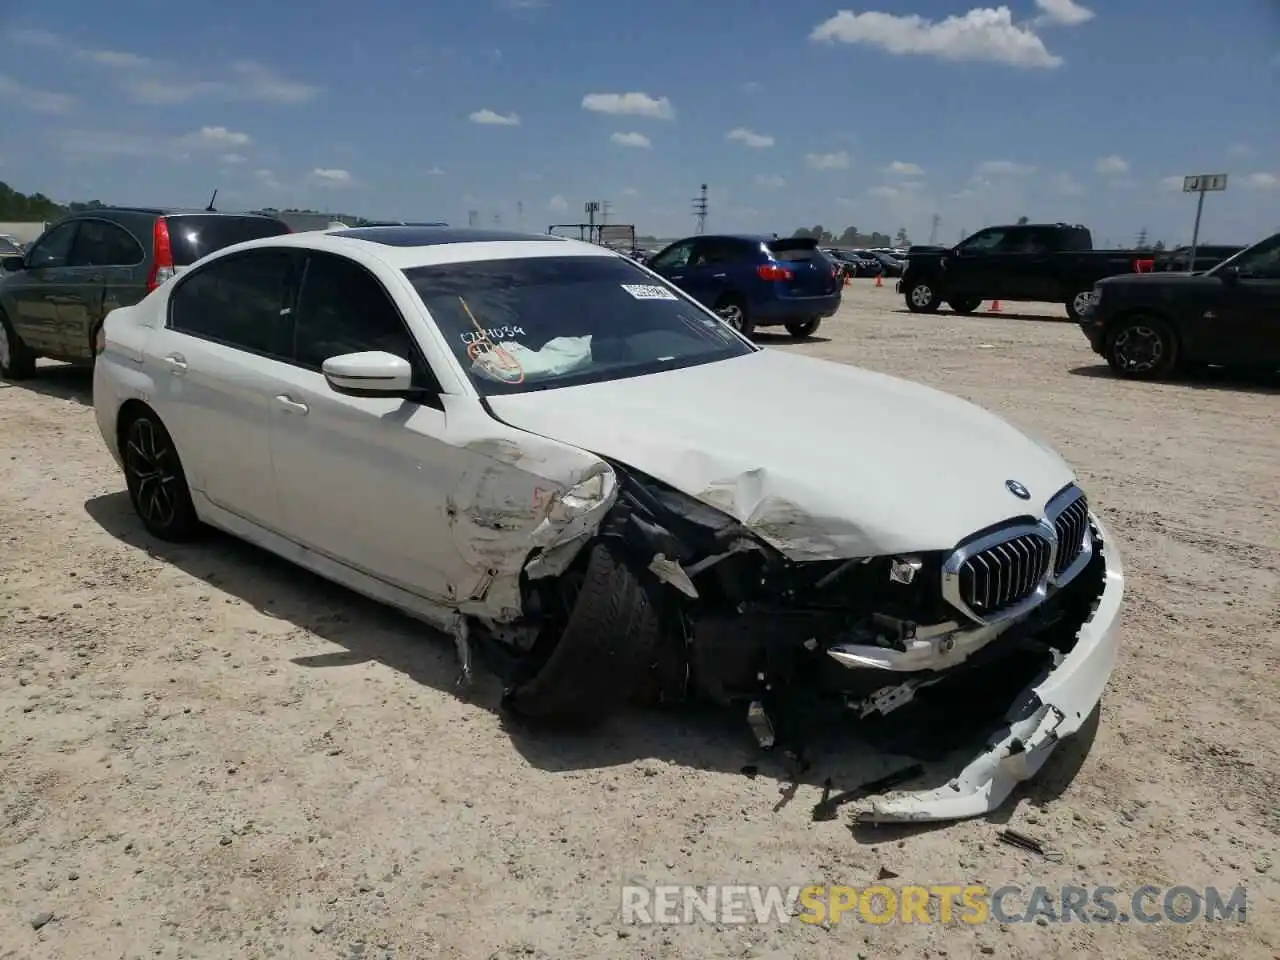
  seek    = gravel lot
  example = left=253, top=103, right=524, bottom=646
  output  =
left=2, top=282, right=1277, bottom=960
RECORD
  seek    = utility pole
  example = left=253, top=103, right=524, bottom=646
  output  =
left=493, top=212, right=501, bottom=227
left=691, top=183, right=708, bottom=234
left=929, top=213, right=941, bottom=245
left=601, top=200, right=612, bottom=225
left=516, top=201, right=523, bottom=230
left=467, top=210, right=478, bottom=228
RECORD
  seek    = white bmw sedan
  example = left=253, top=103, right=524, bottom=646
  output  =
left=93, top=226, right=1124, bottom=822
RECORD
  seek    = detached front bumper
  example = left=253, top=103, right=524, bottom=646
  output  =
left=856, top=512, right=1125, bottom=822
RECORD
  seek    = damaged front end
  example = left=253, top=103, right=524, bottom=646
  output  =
left=483, top=460, right=1123, bottom=822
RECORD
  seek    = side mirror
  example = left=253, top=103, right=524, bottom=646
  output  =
left=1, top=255, right=25, bottom=272
left=1219, top=265, right=1240, bottom=284
left=322, top=351, right=414, bottom=396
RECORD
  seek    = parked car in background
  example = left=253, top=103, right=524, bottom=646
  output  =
left=92, top=224, right=1124, bottom=822
left=864, top=250, right=905, bottom=277
left=901, top=222, right=1159, bottom=321
left=0, top=207, right=291, bottom=379
left=1152, top=244, right=1244, bottom=274
left=1078, top=231, right=1280, bottom=379
left=824, top=248, right=881, bottom=279
left=0, top=234, right=25, bottom=256
left=646, top=234, right=841, bottom=337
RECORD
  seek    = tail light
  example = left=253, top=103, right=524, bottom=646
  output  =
left=146, top=216, right=175, bottom=291
left=757, top=263, right=793, bottom=282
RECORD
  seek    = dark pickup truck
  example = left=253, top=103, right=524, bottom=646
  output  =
left=899, top=222, right=1155, bottom=321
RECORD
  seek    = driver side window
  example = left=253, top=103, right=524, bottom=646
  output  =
left=26, top=221, right=80, bottom=269
left=1233, top=238, right=1280, bottom=280
left=649, top=240, right=694, bottom=271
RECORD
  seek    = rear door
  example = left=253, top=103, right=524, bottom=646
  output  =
left=151, top=248, right=300, bottom=529
left=2, top=220, right=81, bottom=355
left=163, top=215, right=291, bottom=275
left=766, top=238, right=840, bottom=296
left=63, top=217, right=148, bottom=358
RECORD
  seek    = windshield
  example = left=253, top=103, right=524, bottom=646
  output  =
left=404, top=255, right=756, bottom=396
left=1209, top=232, right=1280, bottom=277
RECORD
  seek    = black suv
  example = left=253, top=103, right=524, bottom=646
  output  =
left=0, top=207, right=290, bottom=379
left=1079, top=231, right=1280, bottom=379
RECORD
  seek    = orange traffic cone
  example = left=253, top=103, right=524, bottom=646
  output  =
left=990, top=299, right=1002, bottom=313
left=875, top=273, right=883, bottom=288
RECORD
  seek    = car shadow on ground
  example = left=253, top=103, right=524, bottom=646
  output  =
left=0, top=363, right=92, bottom=405
left=83, top=488, right=1100, bottom=839
left=891, top=308, right=1071, bottom=323
left=1069, top=363, right=1280, bottom=394
left=752, top=332, right=833, bottom=344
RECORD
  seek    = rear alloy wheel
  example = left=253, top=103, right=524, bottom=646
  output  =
left=122, top=411, right=202, bottom=541
left=715, top=297, right=754, bottom=338
left=1066, top=290, right=1093, bottom=323
left=948, top=299, right=981, bottom=315
left=905, top=281, right=941, bottom=313
left=0, top=311, right=37, bottom=380
left=785, top=318, right=821, bottom=338
left=1105, top=317, right=1178, bottom=380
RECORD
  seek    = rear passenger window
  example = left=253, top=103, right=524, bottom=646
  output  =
left=168, top=251, right=296, bottom=357
left=67, top=219, right=144, bottom=267
left=293, top=252, right=419, bottom=370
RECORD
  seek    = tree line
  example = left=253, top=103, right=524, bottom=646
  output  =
left=792, top=225, right=909, bottom=248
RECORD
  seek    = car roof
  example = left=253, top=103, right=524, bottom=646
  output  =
left=215, top=224, right=612, bottom=270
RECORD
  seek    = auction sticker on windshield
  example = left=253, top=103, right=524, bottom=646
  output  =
left=621, top=284, right=679, bottom=301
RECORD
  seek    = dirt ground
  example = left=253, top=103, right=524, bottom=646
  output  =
left=2, top=281, right=1277, bottom=960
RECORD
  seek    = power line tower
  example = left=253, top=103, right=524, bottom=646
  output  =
left=929, top=213, right=941, bottom=245
left=467, top=210, right=478, bottom=228
left=692, top=183, right=708, bottom=234
left=1135, top=226, right=1148, bottom=248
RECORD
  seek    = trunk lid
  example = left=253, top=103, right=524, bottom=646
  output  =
left=766, top=237, right=839, bottom=295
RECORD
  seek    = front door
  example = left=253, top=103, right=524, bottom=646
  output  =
left=154, top=248, right=300, bottom=529
left=269, top=250, right=467, bottom=604
left=645, top=239, right=699, bottom=301
left=3, top=220, right=82, bottom=355
left=949, top=227, right=1016, bottom=300
left=1213, top=237, right=1280, bottom=363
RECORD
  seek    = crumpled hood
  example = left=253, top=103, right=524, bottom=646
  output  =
left=486, top=349, right=1077, bottom=560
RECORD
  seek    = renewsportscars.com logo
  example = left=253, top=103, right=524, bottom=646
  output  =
left=620, top=884, right=1248, bottom=926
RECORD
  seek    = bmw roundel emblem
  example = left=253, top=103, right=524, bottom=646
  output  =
left=1005, top=479, right=1031, bottom=500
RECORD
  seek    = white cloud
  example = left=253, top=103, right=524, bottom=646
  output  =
left=1228, top=142, right=1252, bottom=158
left=1051, top=172, right=1085, bottom=196
left=425, top=166, right=445, bottom=175
left=0, top=72, right=75, bottom=114
left=1033, top=0, right=1094, bottom=26
left=754, top=174, right=785, bottom=188
left=220, top=152, right=247, bottom=164
left=727, top=127, right=774, bottom=148
left=975, top=159, right=1036, bottom=175
left=610, top=131, right=651, bottom=148
left=309, top=168, right=353, bottom=187
left=869, top=185, right=901, bottom=198
left=581, top=91, right=674, bottom=120
left=469, top=108, right=520, bottom=125
left=1095, top=154, right=1129, bottom=175
left=806, top=151, right=850, bottom=170
left=254, top=168, right=282, bottom=190
left=547, top=194, right=568, bottom=213
left=178, top=126, right=252, bottom=149
left=4, top=28, right=62, bottom=48
left=621, top=187, right=638, bottom=196
left=811, top=7, right=1063, bottom=69
left=1245, top=172, right=1279, bottom=190
left=884, top=160, right=923, bottom=176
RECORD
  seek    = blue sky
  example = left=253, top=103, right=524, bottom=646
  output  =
left=1, top=0, right=1277, bottom=245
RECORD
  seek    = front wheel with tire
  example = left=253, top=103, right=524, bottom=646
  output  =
left=502, top=540, right=661, bottom=728
left=1105, top=317, right=1179, bottom=380
left=715, top=296, right=755, bottom=338
left=0, top=311, right=37, bottom=380
left=121, top=410, right=202, bottom=541
left=785, top=318, right=821, bottom=338
left=948, top=299, right=981, bottom=315
left=905, top=281, right=941, bottom=313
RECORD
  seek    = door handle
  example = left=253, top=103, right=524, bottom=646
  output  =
left=671, top=275, right=685, bottom=281
left=163, top=353, right=187, bottom=373
left=713, top=273, right=727, bottom=279
left=275, top=394, right=309, bottom=415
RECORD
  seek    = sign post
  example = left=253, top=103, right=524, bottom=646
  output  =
left=1181, top=174, right=1228, bottom=272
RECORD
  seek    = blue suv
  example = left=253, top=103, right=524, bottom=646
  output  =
left=644, top=234, right=842, bottom=338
